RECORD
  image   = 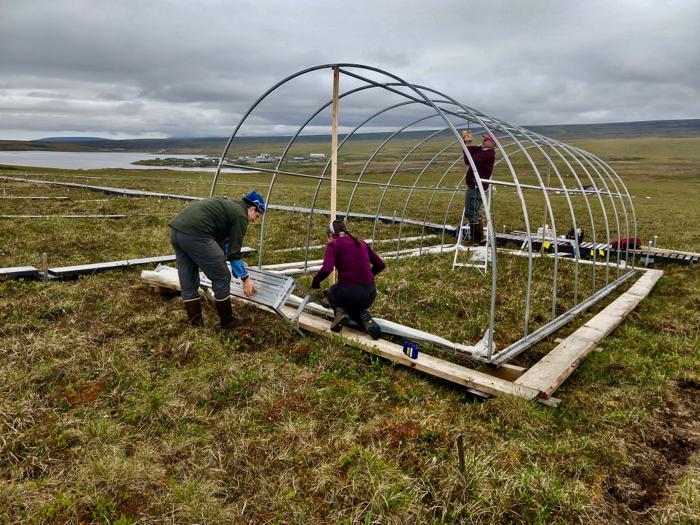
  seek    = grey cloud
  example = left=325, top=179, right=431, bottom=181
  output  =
left=0, top=0, right=698, bottom=140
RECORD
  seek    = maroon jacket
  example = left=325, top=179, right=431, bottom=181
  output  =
left=464, top=146, right=496, bottom=190
left=311, top=234, right=385, bottom=288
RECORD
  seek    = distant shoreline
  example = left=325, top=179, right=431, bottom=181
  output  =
left=1, top=118, right=699, bottom=155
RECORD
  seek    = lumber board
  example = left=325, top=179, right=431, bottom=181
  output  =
left=600, top=297, right=639, bottom=319
left=514, top=334, right=598, bottom=397
left=632, top=246, right=700, bottom=257
left=1, top=176, right=452, bottom=234
left=514, top=269, right=663, bottom=398
left=483, top=363, right=526, bottom=382
left=626, top=282, right=652, bottom=298
left=282, top=306, right=540, bottom=400
left=0, top=266, right=39, bottom=280
left=584, top=313, right=624, bottom=337
left=571, top=325, right=606, bottom=343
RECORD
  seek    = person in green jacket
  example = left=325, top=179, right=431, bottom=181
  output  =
left=169, top=191, right=266, bottom=328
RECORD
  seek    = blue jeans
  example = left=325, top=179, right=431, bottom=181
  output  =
left=464, top=187, right=482, bottom=223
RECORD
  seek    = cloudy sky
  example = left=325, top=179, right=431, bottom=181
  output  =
left=1, top=0, right=698, bottom=140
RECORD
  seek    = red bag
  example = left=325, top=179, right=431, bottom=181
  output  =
left=610, top=237, right=641, bottom=250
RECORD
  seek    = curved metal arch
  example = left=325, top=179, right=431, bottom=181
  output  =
left=217, top=64, right=495, bottom=271
left=211, top=63, right=640, bottom=365
left=557, top=143, right=625, bottom=273
left=543, top=139, right=617, bottom=283
left=302, top=107, right=447, bottom=270
left=572, top=148, right=635, bottom=271
left=583, top=152, right=638, bottom=269
left=452, top=115, right=536, bottom=355
left=478, top=125, right=569, bottom=323
left=403, top=85, right=539, bottom=357
left=506, top=128, right=598, bottom=304
left=394, top=129, right=472, bottom=254
left=537, top=136, right=611, bottom=287
left=258, top=83, right=422, bottom=268
left=369, top=118, right=463, bottom=244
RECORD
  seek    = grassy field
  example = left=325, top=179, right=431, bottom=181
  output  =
left=0, top=136, right=699, bottom=523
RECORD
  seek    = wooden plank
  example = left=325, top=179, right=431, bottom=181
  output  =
left=515, top=335, right=595, bottom=396
left=513, top=269, right=663, bottom=398
left=572, top=325, right=606, bottom=343
left=585, top=313, right=623, bottom=337
left=0, top=266, right=39, bottom=280
left=283, top=306, right=540, bottom=400
left=626, top=282, right=652, bottom=298
left=601, top=301, right=638, bottom=321
left=47, top=250, right=248, bottom=278
left=632, top=246, right=700, bottom=258
left=537, top=396, right=562, bottom=408
left=330, top=66, right=339, bottom=286
left=483, top=363, right=526, bottom=382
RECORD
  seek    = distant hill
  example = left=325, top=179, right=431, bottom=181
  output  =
left=524, top=119, right=700, bottom=140
left=35, top=136, right=110, bottom=143
left=2, top=119, right=698, bottom=154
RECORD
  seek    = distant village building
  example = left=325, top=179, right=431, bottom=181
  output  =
left=309, top=153, right=326, bottom=160
left=254, top=153, right=280, bottom=163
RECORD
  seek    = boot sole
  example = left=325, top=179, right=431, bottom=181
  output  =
left=330, top=314, right=349, bottom=332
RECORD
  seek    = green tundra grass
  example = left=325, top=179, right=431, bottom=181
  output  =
left=0, top=136, right=698, bottom=523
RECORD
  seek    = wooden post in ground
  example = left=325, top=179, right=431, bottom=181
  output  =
left=457, top=434, right=466, bottom=477
left=330, top=66, right=339, bottom=285
left=41, top=252, right=48, bottom=282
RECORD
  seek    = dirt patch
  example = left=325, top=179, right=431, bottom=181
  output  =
left=65, top=377, right=109, bottom=406
left=260, top=391, right=313, bottom=423
left=605, top=380, right=700, bottom=520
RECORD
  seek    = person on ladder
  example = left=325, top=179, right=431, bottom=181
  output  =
left=311, top=219, right=385, bottom=339
left=462, top=132, right=496, bottom=245
left=169, top=191, right=265, bottom=329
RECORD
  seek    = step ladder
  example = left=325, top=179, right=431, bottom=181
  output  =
left=452, top=211, right=490, bottom=275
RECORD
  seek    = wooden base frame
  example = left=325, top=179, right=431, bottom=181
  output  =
left=282, top=268, right=663, bottom=402
left=143, top=267, right=663, bottom=405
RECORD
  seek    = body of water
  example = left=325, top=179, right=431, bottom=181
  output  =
left=0, top=151, right=252, bottom=172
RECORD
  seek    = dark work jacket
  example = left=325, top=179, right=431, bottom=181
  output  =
left=170, top=197, right=248, bottom=260
left=464, top=146, right=496, bottom=190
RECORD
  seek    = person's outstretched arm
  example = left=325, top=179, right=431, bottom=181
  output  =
left=367, top=245, right=386, bottom=275
left=311, top=242, right=337, bottom=288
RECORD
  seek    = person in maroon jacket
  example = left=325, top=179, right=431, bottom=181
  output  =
left=311, top=219, right=386, bottom=339
left=463, top=133, right=496, bottom=244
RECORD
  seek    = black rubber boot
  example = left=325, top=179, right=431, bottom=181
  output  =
left=471, top=219, right=485, bottom=245
left=214, top=296, right=250, bottom=329
left=360, top=310, right=382, bottom=340
left=330, top=307, right=349, bottom=332
left=183, top=298, right=204, bottom=327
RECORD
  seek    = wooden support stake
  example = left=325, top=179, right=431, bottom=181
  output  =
left=457, top=434, right=466, bottom=477
left=330, top=66, right=340, bottom=285
left=41, top=252, right=48, bottom=282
